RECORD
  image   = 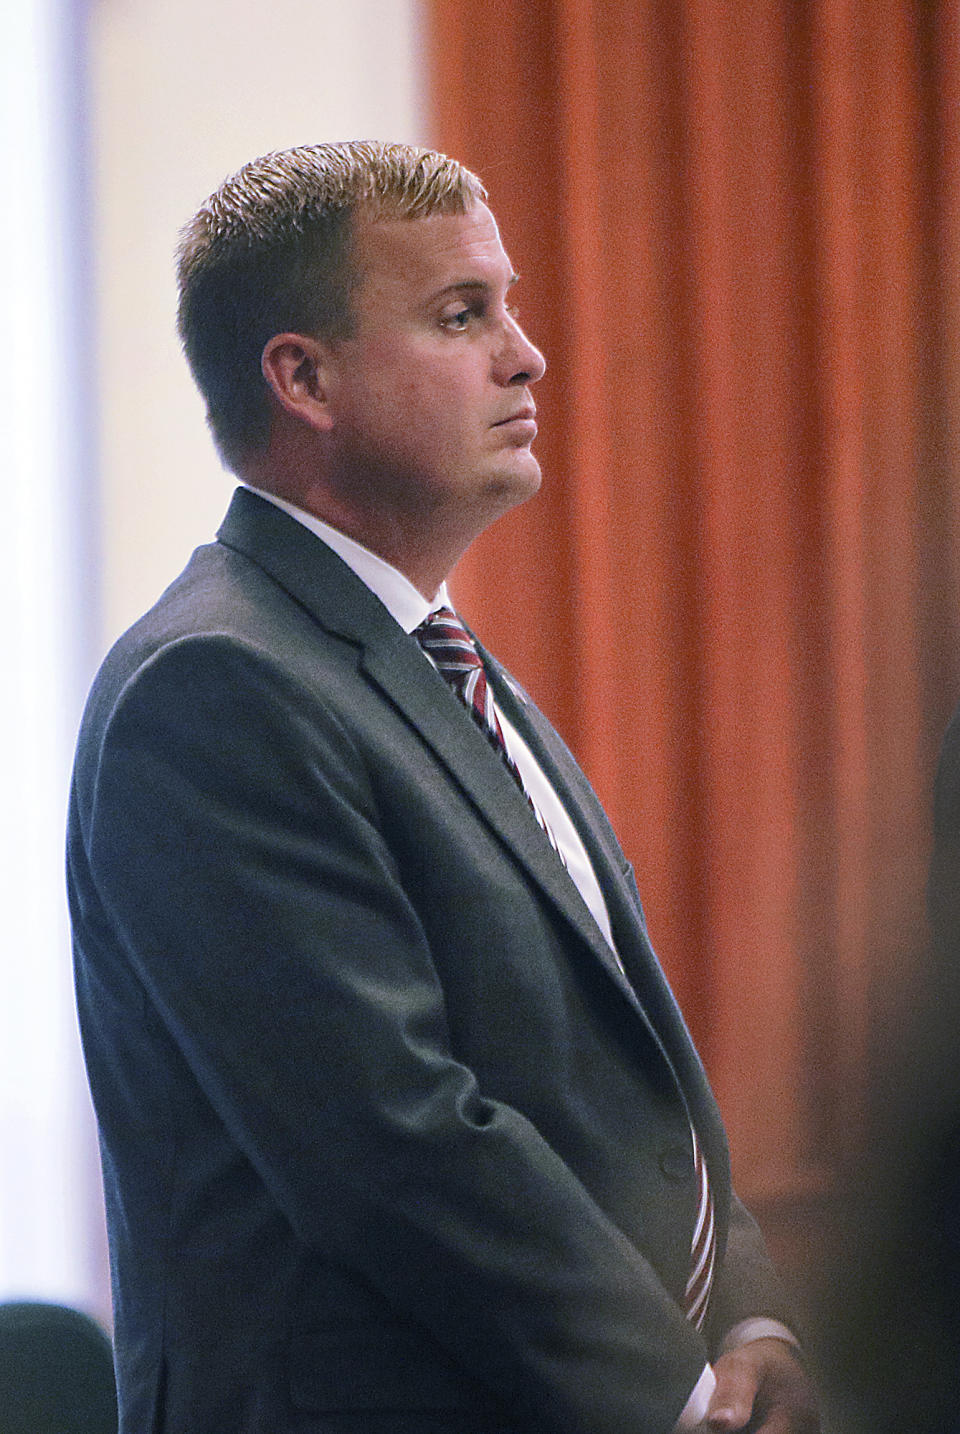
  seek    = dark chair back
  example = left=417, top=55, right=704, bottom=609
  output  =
left=0, top=1302, right=117, bottom=1434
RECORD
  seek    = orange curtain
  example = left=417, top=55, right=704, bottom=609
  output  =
left=427, top=0, right=960, bottom=1223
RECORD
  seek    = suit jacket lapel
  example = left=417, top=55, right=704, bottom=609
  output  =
left=360, top=639, right=637, bottom=990
left=217, top=490, right=623, bottom=981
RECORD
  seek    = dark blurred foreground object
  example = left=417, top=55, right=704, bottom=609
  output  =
left=0, top=1302, right=117, bottom=1434
left=813, top=711, right=960, bottom=1434
left=810, top=993, right=960, bottom=1434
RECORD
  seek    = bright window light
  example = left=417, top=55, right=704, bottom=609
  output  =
left=0, top=0, right=105, bottom=1312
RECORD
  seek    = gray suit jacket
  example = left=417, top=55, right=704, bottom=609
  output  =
left=68, top=487, right=790, bottom=1434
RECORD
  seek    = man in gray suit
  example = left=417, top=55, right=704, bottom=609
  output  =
left=67, top=141, right=818, bottom=1434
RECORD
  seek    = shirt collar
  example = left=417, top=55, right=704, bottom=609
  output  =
left=242, top=484, right=449, bottom=633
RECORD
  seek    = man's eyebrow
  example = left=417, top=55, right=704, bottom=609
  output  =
left=430, top=273, right=521, bottom=301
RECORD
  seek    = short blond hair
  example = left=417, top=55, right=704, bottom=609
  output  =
left=176, top=141, right=486, bottom=470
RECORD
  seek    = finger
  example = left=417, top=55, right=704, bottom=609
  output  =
left=706, top=1362, right=759, bottom=1431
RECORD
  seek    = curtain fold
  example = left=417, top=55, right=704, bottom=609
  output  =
left=427, top=0, right=959, bottom=1209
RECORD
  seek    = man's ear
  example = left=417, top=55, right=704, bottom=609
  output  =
left=261, top=333, right=335, bottom=433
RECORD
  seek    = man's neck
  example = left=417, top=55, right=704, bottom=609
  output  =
left=241, top=484, right=450, bottom=628
left=237, top=473, right=476, bottom=598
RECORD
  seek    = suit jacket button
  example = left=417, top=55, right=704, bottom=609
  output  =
left=658, top=1147, right=692, bottom=1181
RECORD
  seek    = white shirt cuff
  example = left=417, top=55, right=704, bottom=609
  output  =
left=718, top=1317, right=801, bottom=1356
left=673, top=1362, right=716, bottom=1429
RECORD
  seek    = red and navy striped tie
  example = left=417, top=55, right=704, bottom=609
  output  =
left=415, top=607, right=564, bottom=860
left=416, top=608, right=514, bottom=765
left=684, top=1125, right=716, bottom=1329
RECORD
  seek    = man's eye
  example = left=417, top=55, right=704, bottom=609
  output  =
left=441, top=308, right=474, bottom=331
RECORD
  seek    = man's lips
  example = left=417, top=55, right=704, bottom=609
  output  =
left=492, top=406, right=537, bottom=431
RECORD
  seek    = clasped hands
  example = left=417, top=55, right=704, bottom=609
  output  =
left=697, top=1338, right=820, bottom=1434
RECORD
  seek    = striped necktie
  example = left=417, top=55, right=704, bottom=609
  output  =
left=415, top=608, right=514, bottom=768
left=684, top=1126, right=716, bottom=1329
left=414, top=607, right=564, bottom=859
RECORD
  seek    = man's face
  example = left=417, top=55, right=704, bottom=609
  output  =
left=322, top=202, right=546, bottom=538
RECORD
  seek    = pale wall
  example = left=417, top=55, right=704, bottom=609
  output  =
left=90, top=0, right=426, bottom=648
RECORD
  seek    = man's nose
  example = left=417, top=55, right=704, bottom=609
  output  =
left=496, top=316, right=547, bottom=386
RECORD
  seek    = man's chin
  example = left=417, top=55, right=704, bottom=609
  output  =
left=487, top=454, right=542, bottom=507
